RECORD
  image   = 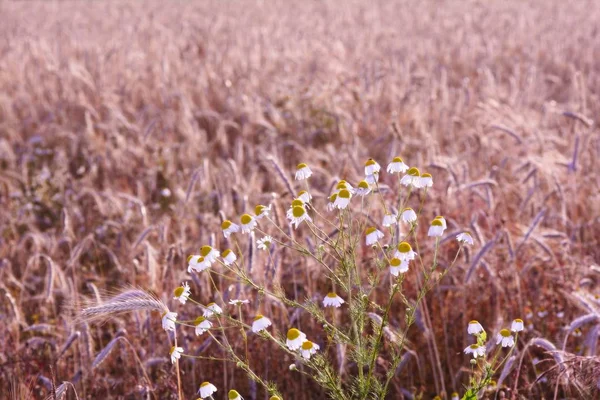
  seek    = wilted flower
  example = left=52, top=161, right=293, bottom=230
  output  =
left=511, top=319, right=524, bottom=332
left=327, top=193, right=338, bottom=212
left=457, top=232, right=474, bottom=245
left=170, top=346, right=184, bottom=364
left=251, top=314, right=272, bottom=333
left=467, top=320, right=484, bottom=335
left=162, top=311, right=177, bottom=331
left=286, top=328, right=307, bottom=350
left=322, top=292, right=345, bottom=308
left=295, top=163, right=312, bottom=180
left=400, top=207, right=417, bottom=224
left=198, top=382, right=218, bottom=399
left=365, top=227, right=384, bottom=246
left=203, top=302, right=223, bottom=317
left=229, top=299, right=250, bottom=306
left=297, top=190, right=312, bottom=203
left=382, top=213, right=398, bottom=227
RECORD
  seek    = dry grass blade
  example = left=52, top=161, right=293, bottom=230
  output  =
left=80, top=289, right=167, bottom=322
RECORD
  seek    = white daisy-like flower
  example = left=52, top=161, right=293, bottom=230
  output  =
left=173, top=282, right=191, bottom=305
left=228, top=390, right=243, bottom=400
left=382, top=213, right=398, bottom=227
left=162, top=311, right=177, bottom=331
left=221, top=249, right=237, bottom=266
left=286, top=328, right=307, bottom=350
left=240, top=214, right=257, bottom=234
left=257, top=235, right=273, bottom=251
left=327, top=193, right=338, bottom=212
left=334, top=189, right=352, bottom=209
left=200, top=245, right=220, bottom=265
left=203, top=302, right=223, bottom=317
left=428, top=217, right=445, bottom=237
left=467, top=320, right=484, bottom=335
left=254, top=204, right=272, bottom=220
left=288, top=205, right=312, bottom=229
left=198, top=382, right=217, bottom=399
left=394, top=241, right=417, bottom=261
left=295, top=163, right=312, bottom=180
left=387, top=156, right=409, bottom=174
left=463, top=343, right=485, bottom=358
left=229, top=299, right=250, bottom=306
left=418, top=172, right=433, bottom=188
left=451, top=392, right=459, bottom=400
left=251, top=314, right=272, bottom=333
left=364, top=158, right=381, bottom=175
left=194, top=316, right=213, bottom=336
left=511, top=319, right=524, bottom=332
left=286, top=199, right=306, bottom=219
left=187, top=255, right=209, bottom=273
left=365, top=227, right=384, bottom=246
left=457, top=232, right=474, bottom=245
left=389, top=257, right=409, bottom=276
left=354, top=180, right=371, bottom=196
left=365, top=173, right=379, bottom=185
left=300, top=340, right=320, bottom=359
left=170, top=346, right=184, bottom=364
left=335, top=180, right=354, bottom=193
left=400, top=167, right=421, bottom=187
left=435, top=215, right=447, bottom=228
left=322, top=292, right=345, bottom=308
left=297, top=190, right=312, bottom=203
left=221, top=220, right=240, bottom=238
left=496, top=329, right=515, bottom=347
left=400, top=207, right=417, bottom=224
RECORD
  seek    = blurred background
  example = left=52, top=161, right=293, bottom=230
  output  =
left=0, top=0, right=599, bottom=398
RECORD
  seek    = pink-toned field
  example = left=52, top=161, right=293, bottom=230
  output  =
left=1, top=1, right=599, bottom=399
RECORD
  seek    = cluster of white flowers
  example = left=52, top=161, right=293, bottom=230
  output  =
left=286, top=328, right=320, bottom=360
left=463, top=319, right=524, bottom=359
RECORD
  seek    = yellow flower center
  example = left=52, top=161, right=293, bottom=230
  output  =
left=365, top=158, right=376, bottom=166
left=296, top=163, right=307, bottom=170
left=292, top=206, right=305, bottom=218
left=253, top=314, right=264, bottom=321
left=301, top=340, right=314, bottom=350
left=514, top=318, right=523, bottom=323
left=200, top=382, right=210, bottom=388
left=421, top=172, right=432, bottom=178
left=365, top=227, right=377, bottom=235
left=255, top=205, right=265, bottom=215
left=392, top=156, right=403, bottom=163
left=287, top=328, right=301, bottom=340
left=338, top=189, right=350, bottom=199
left=336, top=181, right=348, bottom=190
left=500, top=328, right=511, bottom=337
left=431, top=219, right=443, bottom=226
left=269, top=396, right=282, bottom=400
left=358, top=180, right=369, bottom=189
left=200, top=246, right=212, bottom=256
left=173, top=287, right=185, bottom=297
left=298, top=190, right=307, bottom=196
left=469, top=320, right=479, bottom=325
left=407, top=167, right=420, bottom=176
left=240, top=214, right=253, bottom=225
left=326, top=292, right=338, bottom=298
left=221, top=220, right=232, bottom=229
left=170, top=346, right=177, bottom=355
left=228, top=390, right=240, bottom=399
left=222, top=249, right=232, bottom=257
left=397, top=242, right=412, bottom=253
left=390, top=258, right=401, bottom=267
left=194, top=316, right=206, bottom=326
left=329, top=193, right=338, bottom=202
left=291, top=199, right=304, bottom=207
left=469, top=344, right=479, bottom=350
left=186, top=255, right=194, bottom=263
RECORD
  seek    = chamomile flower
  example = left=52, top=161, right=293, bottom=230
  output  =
left=322, top=292, right=345, bottom=308
left=327, top=193, right=337, bottom=211
left=419, top=172, right=433, bottom=188
left=434, top=215, right=447, bottom=228
left=286, top=199, right=306, bottom=219
left=334, top=189, right=352, bottom=209
left=395, top=242, right=417, bottom=261
left=203, top=302, right=223, bottom=317
left=467, top=320, right=484, bottom=335
left=464, top=343, right=485, bottom=358
left=270, top=397, right=282, bottom=400
left=187, top=255, right=209, bottom=273
left=221, top=220, right=240, bottom=238
left=400, top=167, right=421, bottom=187
left=173, top=282, right=191, bottom=305
left=382, top=213, right=398, bottom=227
left=162, top=311, right=177, bottom=331
left=257, top=236, right=273, bottom=251
left=240, top=214, right=257, bottom=233
left=365, top=173, right=379, bottom=185
left=254, top=204, right=272, bottom=219
left=390, top=257, right=409, bottom=276
left=400, top=207, right=417, bottom=224
left=251, top=314, right=272, bottom=333
left=354, top=180, right=372, bottom=196
left=297, top=190, right=312, bottom=203
left=457, top=232, right=474, bottom=245
left=194, top=316, right=213, bottom=336
left=511, top=319, right=524, bottom=332
left=198, top=382, right=217, bottom=399
left=496, top=329, right=515, bottom=347
left=335, top=180, right=354, bottom=193
left=365, top=227, right=384, bottom=246
left=221, top=249, right=237, bottom=265
left=364, top=158, right=381, bottom=175
left=288, top=205, right=312, bottom=229
left=228, top=390, right=243, bottom=400
left=286, top=328, right=307, bottom=350
left=451, top=393, right=459, bottom=400
left=300, top=340, right=320, bottom=359
left=295, top=163, right=312, bottom=180
left=200, top=245, right=220, bottom=265
left=428, top=217, right=445, bottom=237
left=170, top=346, right=184, bottom=364
left=228, top=299, right=249, bottom=306
left=387, top=156, right=409, bottom=173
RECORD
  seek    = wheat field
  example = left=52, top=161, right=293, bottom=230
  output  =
left=1, top=0, right=599, bottom=399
